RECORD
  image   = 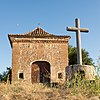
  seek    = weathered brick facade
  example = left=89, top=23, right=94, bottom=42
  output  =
left=8, top=27, right=70, bottom=84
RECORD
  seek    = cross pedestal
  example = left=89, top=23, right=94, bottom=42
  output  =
left=67, top=18, right=89, bottom=65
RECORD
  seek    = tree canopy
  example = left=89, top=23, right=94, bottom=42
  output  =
left=68, top=45, right=94, bottom=65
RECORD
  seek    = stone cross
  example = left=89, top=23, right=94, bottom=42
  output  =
left=67, top=18, right=89, bottom=65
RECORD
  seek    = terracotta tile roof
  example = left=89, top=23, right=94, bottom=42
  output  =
left=8, top=27, right=70, bottom=38
left=8, top=27, right=71, bottom=47
left=25, top=27, right=55, bottom=37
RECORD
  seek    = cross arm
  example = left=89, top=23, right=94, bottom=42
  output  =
left=80, top=28, right=89, bottom=33
left=67, top=27, right=78, bottom=32
left=67, top=27, right=89, bottom=33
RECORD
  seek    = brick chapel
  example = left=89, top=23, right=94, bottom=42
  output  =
left=8, top=27, right=70, bottom=84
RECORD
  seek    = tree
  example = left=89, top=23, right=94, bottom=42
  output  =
left=68, top=45, right=94, bottom=65
left=0, top=74, right=2, bottom=81
left=2, top=71, right=8, bottom=81
left=1, top=67, right=12, bottom=83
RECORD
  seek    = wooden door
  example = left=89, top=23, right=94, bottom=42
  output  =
left=31, top=64, right=40, bottom=83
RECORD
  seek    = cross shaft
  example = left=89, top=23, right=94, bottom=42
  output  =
left=67, top=18, right=89, bottom=65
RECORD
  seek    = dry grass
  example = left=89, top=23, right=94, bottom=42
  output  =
left=0, top=80, right=100, bottom=100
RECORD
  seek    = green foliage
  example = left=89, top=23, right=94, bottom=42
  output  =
left=1, top=67, right=12, bottom=83
left=68, top=45, right=94, bottom=65
left=96, top=56, right=100, bottom=78
left=2, top=71, right=8, bottom=81
left=62, top=72, right=100, bottom=97
left=68, top=45, right=77, bottom=65
left=0, top=74, right=2, bottom=81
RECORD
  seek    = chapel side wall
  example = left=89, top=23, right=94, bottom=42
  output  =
left=12, top=42, right=20, bottom=82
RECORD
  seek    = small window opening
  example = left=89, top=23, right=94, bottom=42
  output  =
left=58, top=73, right=63, bottom=79
left=19, top=73, right=24, bottom=79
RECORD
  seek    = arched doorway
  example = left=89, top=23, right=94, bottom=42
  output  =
left=31, top=61, right=50, bottom=84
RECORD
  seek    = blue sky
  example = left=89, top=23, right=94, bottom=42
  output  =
left=0, top=0, right=100, bottom=73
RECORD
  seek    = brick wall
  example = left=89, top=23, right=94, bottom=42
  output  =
left=11, top=38, right=69, bottom=84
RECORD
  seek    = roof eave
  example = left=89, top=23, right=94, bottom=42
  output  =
left=8, top=34, right=13, bottom=48
left=8, top=34, right=71, bottom=38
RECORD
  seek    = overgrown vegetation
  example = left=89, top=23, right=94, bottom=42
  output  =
left=64, top=73, right=100, bottom=97
left=0, top=68, right=100, bottom=99
left=0, top=67, right=99, bottom=99
left=96, top=55, right=100, bottom=78
left=0, top=77, right=99, bottom=100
